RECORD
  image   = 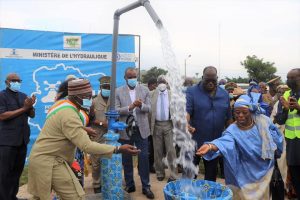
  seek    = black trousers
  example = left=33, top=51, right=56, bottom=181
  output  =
left=0, top=144, right=27, bottom=200
left=194, top=155, right=219, bottom=181
left=289, top=165, right=300, bottom=199
left=148, top=135, right=155, bottom=168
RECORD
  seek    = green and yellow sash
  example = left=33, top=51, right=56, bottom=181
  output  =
left=47, top=99, right=89, bottom=126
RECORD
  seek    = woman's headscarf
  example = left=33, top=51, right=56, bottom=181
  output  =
left=234, top=95, right=277, bottom=160
left=234, top=93, right=265, bottom=114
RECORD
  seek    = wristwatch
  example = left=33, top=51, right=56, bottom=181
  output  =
left=99, top=121, right=103, bottom=126
left=114, top=146, right=120, bottom=154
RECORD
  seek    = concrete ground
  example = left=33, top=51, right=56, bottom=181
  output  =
left=17, top=168, right=225, bottom=200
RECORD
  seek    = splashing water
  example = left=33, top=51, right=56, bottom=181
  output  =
left=157, top=24, right=198, bottom=179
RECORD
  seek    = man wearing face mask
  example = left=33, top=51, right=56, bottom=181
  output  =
left=0, top=73, right=36, bottom=200
left=89, top=76, right=111, bottom=193
left=186, top=66, right=232, bottom=181
left=276, top=68, right=300, bottom=197
left=149, top=75, right=177, bottom=183
left=115, top=67, right=154, bottom=199
left=28, top=79, right=139, bottom=200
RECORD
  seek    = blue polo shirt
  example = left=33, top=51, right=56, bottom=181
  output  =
left=0, top=88, right=30, bottom=146
left=186, top=83, right=232, bottom=148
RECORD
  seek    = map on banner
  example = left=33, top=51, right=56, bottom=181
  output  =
left=0, top=28, right=137, bottom=159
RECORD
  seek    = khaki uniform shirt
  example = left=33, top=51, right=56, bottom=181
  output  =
left=28, top=108, right=114, bottom=199
left=90, top=95, right=110, bottom=143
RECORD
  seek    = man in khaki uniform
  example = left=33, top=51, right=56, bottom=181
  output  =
left=150, top=75, right=177, bottom=182
left=28, top=79, right=139, bottom=200
left=89, top=76, right=111, bottom=193
left=263, top=76, right=281, bottom=109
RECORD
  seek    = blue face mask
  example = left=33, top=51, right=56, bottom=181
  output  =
left=10, top=82, right=21, bottom=92
left=229, top=93, right=234, bottom=99
left=101, top=89, right=110, bottom=98
left=81, top=98, right=92, bottom=110
left=127, top=78, right=137, bottom=88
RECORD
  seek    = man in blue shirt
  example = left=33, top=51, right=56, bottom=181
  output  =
left=186, top=66, right=232, bottom=181
left=0, top=73, right=36, bottom=200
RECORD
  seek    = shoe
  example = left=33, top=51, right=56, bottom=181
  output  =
left=124, top=185, right=136, bottom=193
left=167, top=178, right=176, bottom=183
left=157, top=177, right=164, bottom=181
left=142, top=188, right=155, bottom=199
left=93, top=187, right=101, bottom=193
left=149, top=166, right=156, bottom=173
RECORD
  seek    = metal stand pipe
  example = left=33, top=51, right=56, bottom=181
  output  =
left=109, top=0, right=162, bottom=111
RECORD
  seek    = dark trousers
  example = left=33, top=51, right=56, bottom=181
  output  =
left=289, top=165, right=300, bottom=199
left=148, top=135, right=155, bottom=168
left=0, top=144, right=27, bottom=200
left=120, top=127, right=150, bottom=189
left=218, top=157, right=224, bottom=177
left=194, top=155, right=218, bottom=181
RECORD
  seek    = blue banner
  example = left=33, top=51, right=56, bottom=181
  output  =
left=0, top=28, right=136, bottom=160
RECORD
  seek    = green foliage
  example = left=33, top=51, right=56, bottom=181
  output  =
left=241, top=55, right=277, bottom=82
left=225, top=76, right=248, bottom=83
left=141, top=66, right=167, bottom=84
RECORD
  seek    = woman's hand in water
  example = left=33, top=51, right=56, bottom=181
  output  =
left=196, top=143, right=218, bottom=156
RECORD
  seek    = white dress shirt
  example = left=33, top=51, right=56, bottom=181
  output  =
left=156, top=90, right=169, bottom=121
left=128, top=87, right=138, bottom=126
left=128, top=88, right=136, bottom=103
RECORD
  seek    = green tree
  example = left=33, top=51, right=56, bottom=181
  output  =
left=141, top=66, right=167, bottom=83
left=241, top=55, right=277, bottom=82
left=225, top=76, right=248, bottom=83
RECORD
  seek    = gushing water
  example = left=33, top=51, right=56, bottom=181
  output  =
left=156, top=23, right=198, bottom=179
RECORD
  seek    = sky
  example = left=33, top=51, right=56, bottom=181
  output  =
left=0, top=0, right=300, bottom=80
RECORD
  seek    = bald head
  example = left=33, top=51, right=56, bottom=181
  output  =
left=6, top=73, right=20, bottom=81
left=5, top=73, right=21, bottom=87
left=202, top=66, right=218, bottom=92
left=287, top=68, right=300, bottom=91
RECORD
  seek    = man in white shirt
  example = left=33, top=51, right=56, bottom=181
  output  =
left=150, top=75, right=177, bottom=182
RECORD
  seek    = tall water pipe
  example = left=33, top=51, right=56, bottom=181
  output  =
left=101, top=2, right=162, bottom=199
left=109, top=0, right=162, bottom=110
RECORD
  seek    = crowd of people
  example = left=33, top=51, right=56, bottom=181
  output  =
left=0, top=66, right=299, bottom=200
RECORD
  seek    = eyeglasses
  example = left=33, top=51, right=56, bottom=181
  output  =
left=9, top=79, right=22, bottom=83
left=203, top=78, right=217, bottom=83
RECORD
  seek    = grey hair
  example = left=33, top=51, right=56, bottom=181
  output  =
left=124, top=67, right=137, bottom=76
left=157, top=75, right=166, bottom=83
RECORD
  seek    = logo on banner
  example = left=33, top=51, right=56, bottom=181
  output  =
left=116, top=53, right=135, bottom=62
left=64, top=36, right=81, bottom=49
left=12, top=49, right=17, bottom=55
left=3, top=48, right=22, bottom=58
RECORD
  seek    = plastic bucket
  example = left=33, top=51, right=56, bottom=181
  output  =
left=163, top=179, right=232, bottom=200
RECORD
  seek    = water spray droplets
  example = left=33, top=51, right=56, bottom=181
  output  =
left=157, top=26, right=198, bottom=179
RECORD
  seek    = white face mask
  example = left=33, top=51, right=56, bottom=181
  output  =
left=158, top=83, right=167, bottom=92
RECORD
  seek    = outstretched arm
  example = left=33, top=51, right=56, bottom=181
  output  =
left=196, top=143, right=219, bottom=156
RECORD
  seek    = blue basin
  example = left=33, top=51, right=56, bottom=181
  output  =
left=163, top=179, right=232, bottom=200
